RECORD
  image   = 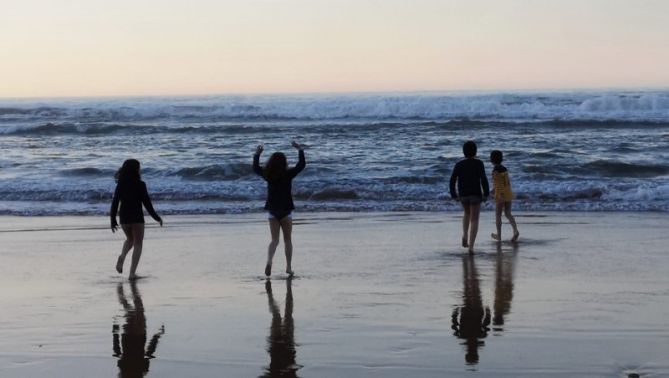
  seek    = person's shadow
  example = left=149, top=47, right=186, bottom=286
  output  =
left=113, top=282, right=165, bottom=378
left=260, top=278, right=301, bottom=378
left=451, top=254, right=491, bottom=365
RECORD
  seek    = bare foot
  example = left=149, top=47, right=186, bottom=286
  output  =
left=128, top=274, right=139, bottom=281
left=462, top=237, right=469, bottom=248
left=468, top=247, right=475, bottom=254
left=286, top=269, right=294, bottom=277
left=116, top=256, right=124, bottom=274
left=265, top=264, right=272, bottom=277
left=511, top=231, right=520, bottom=242
left=491, top=233, right=500, bottom=241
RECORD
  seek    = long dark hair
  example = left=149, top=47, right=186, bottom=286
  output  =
left=264, top=152, right=287, bottom=181
left=115, top=159, right=141, bottom=182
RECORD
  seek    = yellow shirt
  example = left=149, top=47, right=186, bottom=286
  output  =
left=492, top=170, right=513, bottom=202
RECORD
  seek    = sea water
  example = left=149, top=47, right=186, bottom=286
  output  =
left=1, top=91, right=668, bottom=215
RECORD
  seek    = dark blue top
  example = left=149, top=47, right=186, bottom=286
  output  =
left=111, top=179, right=161, bottom=225
left=253, top=150, right=306, bottom=212
left=449, top=158, right=490, bottom=199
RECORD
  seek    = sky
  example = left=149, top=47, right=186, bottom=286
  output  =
left=1, top=0, right=669, bottom=97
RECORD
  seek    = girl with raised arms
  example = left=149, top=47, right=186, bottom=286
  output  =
left=253, top=141, right=306, bottom=277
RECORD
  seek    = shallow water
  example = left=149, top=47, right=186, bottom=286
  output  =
left=0, top=212, right=668, bottom=377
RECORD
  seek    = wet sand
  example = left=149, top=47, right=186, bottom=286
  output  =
left=1, top=212, right=668, bottom=377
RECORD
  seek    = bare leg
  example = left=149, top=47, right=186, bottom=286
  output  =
left=117, top=225, right=134, bottom=273
left=468, top=203, right=481, bottom=254
left=491, top=202, right=503, bottom=242
left=279, top=217, right=293, bottom=275
left=128, top=224, right=145, bottom=280
left=266, top=218, right=281, bottom=276
left=461, top=202, right=470, bottom=248
left=504, top=202, right=519, bottom=242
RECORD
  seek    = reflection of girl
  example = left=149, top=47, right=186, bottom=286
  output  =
left=111, top=159, right=163, bottom=280
left=113, top=282, right=165, bottom=377
left=493, top=245, right=516, bottom=330
left=253, top=142, right=306, bottom=277
left=261, top=279, right=299, bottom=378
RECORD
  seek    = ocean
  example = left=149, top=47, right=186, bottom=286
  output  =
left=1, top=91, right=668, bottom=215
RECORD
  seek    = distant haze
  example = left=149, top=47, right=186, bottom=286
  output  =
left=1, top=0, right=668, bottom=97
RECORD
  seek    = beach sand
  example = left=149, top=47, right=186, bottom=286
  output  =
left=1, top=212, right=668, bottom=377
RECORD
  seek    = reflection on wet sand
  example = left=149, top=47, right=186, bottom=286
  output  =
left=451, top=245, right=518, bottom=364
left=493, top=243, right=517, bottom=332
left=451, top=255, right=491, bottom=365
left=261, top=278, right=301, bottom=378
left=113, top=282, right=165, bottom=378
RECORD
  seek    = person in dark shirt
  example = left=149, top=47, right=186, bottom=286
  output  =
left=253, top=141, right=306, bottom=277
left=111, top=159, right=163, bottom=280
left=449, top=141, right=489, bottom=254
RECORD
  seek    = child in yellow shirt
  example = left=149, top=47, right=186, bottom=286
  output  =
left=490, top=150, right=519, bottom=242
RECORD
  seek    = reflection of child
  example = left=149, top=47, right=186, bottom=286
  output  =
left=113, top=282, right=165, bottom=375
left=489, top=150, right=519, bottom=242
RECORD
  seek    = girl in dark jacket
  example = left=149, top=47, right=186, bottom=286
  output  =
left=111, top=159, right=163, bottom=280
left=253, top=141, right=306, bottom=277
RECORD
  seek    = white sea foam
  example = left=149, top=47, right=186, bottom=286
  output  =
left=2, top=91, right=669, bottom=124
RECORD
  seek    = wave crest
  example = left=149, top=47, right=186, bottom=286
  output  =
left=175, top=163, right=253, bottom=181
left=3, top=91, right=669, bottom=125
left=583, top=160, right=669, bottom=178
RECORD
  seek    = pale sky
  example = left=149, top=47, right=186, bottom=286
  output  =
left=1, top=0, right=668, bottom=97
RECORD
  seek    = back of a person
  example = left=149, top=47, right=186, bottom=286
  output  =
left=117, top=179, right=146, bottom=223
left=489, top=149, right=519, bottom=243
left=110, top=158, right=163, bottom=280
left=252, top=142, right=306, bottom=277
left=449, top=140, right=489, bottom=254
left=266, top=175, right=294, bottom=212
left=455, top=158, right=485, bottom=197
left=492, top=165, right=513, bottom=202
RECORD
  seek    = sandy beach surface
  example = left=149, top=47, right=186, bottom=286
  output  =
left=1, top=212, right=668, bottom=377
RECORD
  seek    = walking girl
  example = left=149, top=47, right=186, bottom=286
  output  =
left=489, top=150, right=519, bottom=242
left=111, top=159, right=163, bottom=280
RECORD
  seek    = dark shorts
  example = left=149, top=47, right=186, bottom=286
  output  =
left=460, top=196, right=482, bottom=206
left=268, top=210, right=292, bottom=221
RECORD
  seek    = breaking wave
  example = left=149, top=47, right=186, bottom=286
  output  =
left=2, top=91, right=669, bottom=126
